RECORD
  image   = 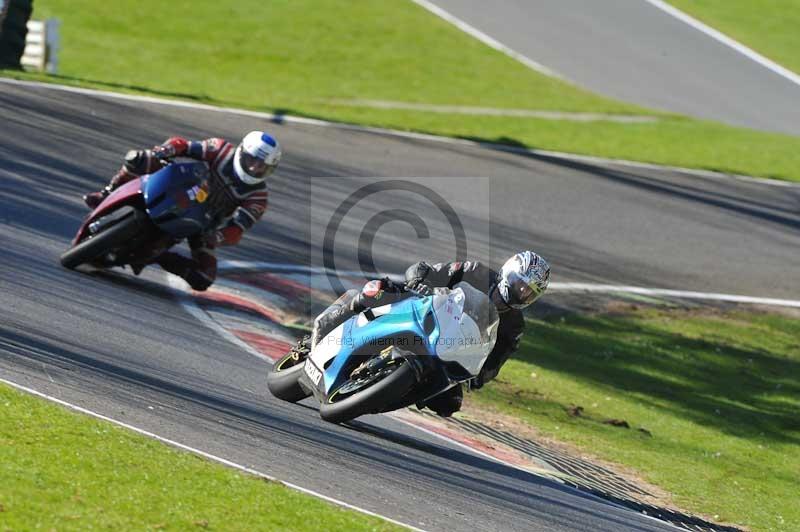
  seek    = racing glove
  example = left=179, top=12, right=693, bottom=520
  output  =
left=350, top=277, right=407, bottom=312
left=153, top=137, right=189, bottom=160
left=404, top=262, right=431, bottom=291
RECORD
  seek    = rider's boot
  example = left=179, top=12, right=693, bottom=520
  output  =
left=156, top=251, right=214, bottom=291
left=420, top=384, right=463, bottom=417
left=311, top=293, right=359, bottom=346
left=83, top=167, right=138, bottom=210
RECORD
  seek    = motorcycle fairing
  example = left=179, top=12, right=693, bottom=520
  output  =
left=144, top=162, right=212, bottom=239
left=72, top=178, right=144, bottom=244
left=307, top=295, right=437, bottom=396
left=430, top=285, right=497, bottom=376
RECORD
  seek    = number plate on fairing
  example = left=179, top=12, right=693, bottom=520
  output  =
left=304, top=359, right=323, bottom=386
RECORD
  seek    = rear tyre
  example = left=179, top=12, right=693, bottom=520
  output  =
left=60, top=212, right=141, bottom=269
left=319, top=361, right=416, bottom=424
left=267, top=352, right=312, bottom=403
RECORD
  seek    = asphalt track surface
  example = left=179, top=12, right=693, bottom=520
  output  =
left=426, top=0, right=800, bottom=136
left=1, top=82, right=799, bottom=530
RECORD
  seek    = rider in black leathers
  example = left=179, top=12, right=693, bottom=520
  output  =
left=292, top=251, right=550, bottom=417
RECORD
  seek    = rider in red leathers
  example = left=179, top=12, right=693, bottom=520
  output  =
left=82, top=131, right=281, bottom=291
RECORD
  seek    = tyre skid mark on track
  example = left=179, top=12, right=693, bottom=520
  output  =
left=0, top=377, right=427, bottom=532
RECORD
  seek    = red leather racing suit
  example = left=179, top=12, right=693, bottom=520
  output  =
left=108, top=136, right=269, bottom=290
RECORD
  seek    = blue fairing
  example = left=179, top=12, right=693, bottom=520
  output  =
left=143, top=162, right=213, bottom=239
left=322, top=295, right=439, bottom=394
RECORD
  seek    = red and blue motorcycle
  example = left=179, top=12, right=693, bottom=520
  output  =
left=60, top=162, right=213, bottom=271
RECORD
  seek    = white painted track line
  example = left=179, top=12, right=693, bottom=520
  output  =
left=1, top=77, right=796, bottom=188
left=0, top=377, right=426, bottom=532
left=549, top=283, right=800, bottom=309
left=644, top=0, right=800, bottom=88
left=165, top=275, right=274, bottom=363
left=409, top=0, right=565, bottom=80
left=214, top=262, right=800, bottom=309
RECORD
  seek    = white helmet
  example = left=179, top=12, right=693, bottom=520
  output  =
left=498, top=251, right=550, bottom=309
left=233, top=131, right=282, bottom=185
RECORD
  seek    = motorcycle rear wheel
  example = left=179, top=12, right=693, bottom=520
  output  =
left=60, top=212, right=141, bottom=269
left=319, top=361, right=416, bottom=424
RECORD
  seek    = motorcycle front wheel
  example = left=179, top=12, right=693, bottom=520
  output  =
left=60, top=212, right=142, bottom=270
left=319, top=360, right=416, bottom=424
left=267, top=351, right=312, bottom=403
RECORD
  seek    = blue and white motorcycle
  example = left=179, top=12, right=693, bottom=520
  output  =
left=267, top=282, right=499, bottom=424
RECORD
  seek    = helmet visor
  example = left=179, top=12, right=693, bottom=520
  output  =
left=239, top=151, right=276, bottom=179
left=506, top=272, right=542, bottom=308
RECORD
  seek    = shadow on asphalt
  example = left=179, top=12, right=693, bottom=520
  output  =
left=492, top=147, right=800, bottom=229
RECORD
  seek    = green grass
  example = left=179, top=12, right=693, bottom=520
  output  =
left=0, top=383, right=402, bottom=531
left=4, top=0, right=800, bottom=181
left=466, top=308, right=800, bottom=531
left=668, top=0, right=800, bottom=75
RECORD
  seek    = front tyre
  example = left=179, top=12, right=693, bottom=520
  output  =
left=60, top=212, right=141, bottom=269
left=267, top=352, right=312, bottom=403
left=319, top=361, right=416, bottom=424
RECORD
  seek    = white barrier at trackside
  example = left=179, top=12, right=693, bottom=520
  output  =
left=21, top=18, right=59, bottom=73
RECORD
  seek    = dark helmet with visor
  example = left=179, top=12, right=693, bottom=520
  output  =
left=498, top=251, right=550, bottom=309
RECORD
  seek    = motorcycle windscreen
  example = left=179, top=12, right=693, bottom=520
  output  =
left=143, top=162, right=212, bottom=239
left=432, top=283, right=499, bottom=377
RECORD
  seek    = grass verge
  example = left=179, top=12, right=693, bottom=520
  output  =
left=667, top=0, right=800, bottom=75
left=0, top=383, right=402, bottom=531
left=465, top=306, right=800, bottom=531
left=3, top=0, right=800, bottom=181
